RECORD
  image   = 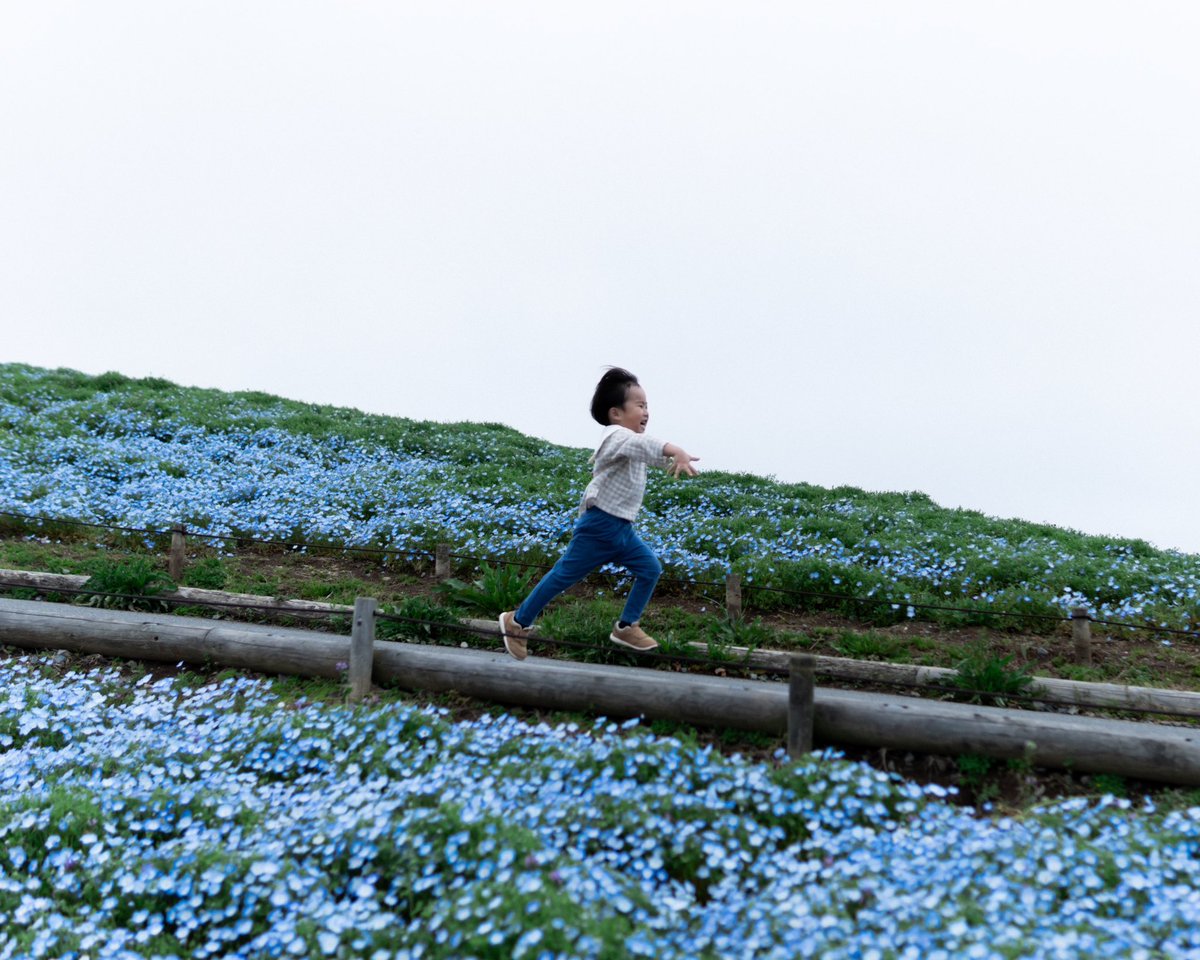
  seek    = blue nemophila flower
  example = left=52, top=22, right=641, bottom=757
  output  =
left=3, top=655, right=1200, bottom=958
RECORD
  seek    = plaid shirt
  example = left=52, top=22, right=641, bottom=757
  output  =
left=579, top=425, right=669, bottom=520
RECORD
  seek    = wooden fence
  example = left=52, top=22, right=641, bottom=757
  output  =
left=4, top=566, right=1200, bottom=718
left=3, top=596, right=1200, bottom=786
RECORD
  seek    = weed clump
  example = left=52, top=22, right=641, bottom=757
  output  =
left=77, top=557, right=175, bottom=612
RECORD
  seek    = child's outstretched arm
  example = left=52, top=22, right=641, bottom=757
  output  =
left=662, top=442, right=700, bottom=478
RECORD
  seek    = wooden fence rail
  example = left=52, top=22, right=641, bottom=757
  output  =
left=3, top=597, right=1200, bottom=786
left=5, top=568, right=1200, bottom=718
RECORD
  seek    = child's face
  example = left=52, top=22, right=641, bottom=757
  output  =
left=609, top=385, right=649, bottom=433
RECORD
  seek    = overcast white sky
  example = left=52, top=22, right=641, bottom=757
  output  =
left=3, top=2, right=1198, bottom=553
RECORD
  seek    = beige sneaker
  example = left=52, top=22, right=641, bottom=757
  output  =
left=610, top=621, right=658, bottom=652
left=498, top=611, right=529, bottom=661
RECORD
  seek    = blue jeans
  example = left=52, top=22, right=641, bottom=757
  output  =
left=515, top=508, right=663, bottom=627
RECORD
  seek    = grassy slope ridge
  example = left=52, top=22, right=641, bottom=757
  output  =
left=1, top=362, right=1197, bottom=633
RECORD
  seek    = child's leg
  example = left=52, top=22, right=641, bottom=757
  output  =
left=514, top=509, right=620, bottom=627
left=614, top=526, right=663, bottom=625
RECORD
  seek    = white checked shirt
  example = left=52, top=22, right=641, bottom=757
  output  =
left=579, top=425, right=670, bottom=520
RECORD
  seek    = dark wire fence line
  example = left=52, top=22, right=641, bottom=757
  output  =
left=0, top=579, right=356, bottom=619
left=4, top=507, right=1198, bottom=642
left=445, top=549, right=543, bottom=570
left=0, top=510, right=653, bottom=583
left=443, top=549, right=649, bottom=592
left=0, top=509, right=442, bottom=561
left=0, top=509, right=161, bottom=539
left=746, top=583, right=1200, bottom=639
left=811, top=668, right=1200, bottom=722
left=1085, top=616, right=1200, bottom=639
left=430, top=547, right=718, bottom=598
left=731, top=582, right=1070, bottom=626
left=179, top=528, right=438, bottom=561
left=3, top=578, right=1193, bottom=723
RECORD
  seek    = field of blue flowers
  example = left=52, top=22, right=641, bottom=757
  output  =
left=6, top=364, right=1200, bottom=957
left=1, top=364, right=1198, bottom=636
left=4, top=653, right=1200, bottom=960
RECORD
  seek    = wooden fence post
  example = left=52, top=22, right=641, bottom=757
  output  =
left=1072, top=606, right=1092, bottom=666
left=168, top=525, right=187, bottom=582
left=725, top=573, right=742, bottom=623
left=435, top=544, right=451, bottom=580
left=788, top=653, right=815, bottom=759
left=348, top=596, right=376, bottom=702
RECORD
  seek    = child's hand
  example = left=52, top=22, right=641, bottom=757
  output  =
left=670, top=454, right=699, bottom=478
left=664, top=445, right=700, bottom=478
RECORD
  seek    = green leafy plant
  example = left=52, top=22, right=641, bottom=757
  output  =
left=77, top=556, right=175, bottom=611
left=298, top=577, right=372, bottom=606
left=706, top=616, right=774, bottom=650
left=695, top=616, right=777, bottom=665
left=944, top=644, right=1035, bottom=706
left=435, top=562, right=538, bottom=618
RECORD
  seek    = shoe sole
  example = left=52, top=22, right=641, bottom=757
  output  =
left=499, top=614, right=527, bottom=661
left=609, top=633, right=658, bottom=652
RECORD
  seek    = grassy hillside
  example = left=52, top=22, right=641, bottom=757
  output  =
left=8, top=363, right=1200, bottom=957
left=1, top=362, right=1197, bottom=635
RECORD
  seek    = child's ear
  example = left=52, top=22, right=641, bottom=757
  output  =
left=608, top=406, right=622, bottom=423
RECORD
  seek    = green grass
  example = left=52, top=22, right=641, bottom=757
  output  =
left=538, top=599, right=626, bottom=662
left=832, top=630, right=916, bottom=662
left=296, top=576, right=373, bottom=605
left=181, top=556, right=229, bottom=590
left=0, top=540, right=85, bottom=572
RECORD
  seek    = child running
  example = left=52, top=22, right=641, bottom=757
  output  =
left=498, top=366, right=700, bottom=661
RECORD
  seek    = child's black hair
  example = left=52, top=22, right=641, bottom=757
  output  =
left=590, top=367, right=640, bottom=426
